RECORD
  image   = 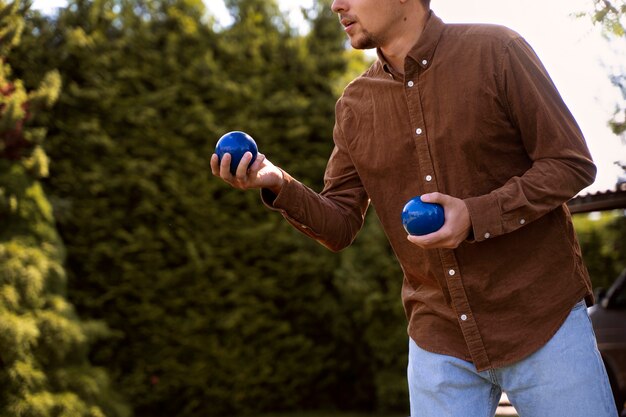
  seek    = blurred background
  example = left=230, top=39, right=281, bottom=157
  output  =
left=0, top=0, right=624, bottom=416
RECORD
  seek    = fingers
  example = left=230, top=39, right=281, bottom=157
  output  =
left=210, top=152, right=232, bottom=178
left=406, top=193, right=471, bottom=249
left=212, top=152, right=259, bottom=189
left=219, top=153, right=233, bottom=179
left=407, top=229, right=456, bottom=249
left=235, top=152, right=254, bottom=180
left=420, top=192, right=445, bottom=204
left=406, top=224, right=469, bottom=249
left=212, top=151, right=280, bottom=192
left=210, top=154, right=220, bottom=176
left=250, top=153, right=266, bottom=171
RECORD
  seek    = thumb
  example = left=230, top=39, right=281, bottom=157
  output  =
left=420, top=192, right=445, bottom=204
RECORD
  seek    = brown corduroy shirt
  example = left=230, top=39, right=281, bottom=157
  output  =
left=261, top=11, right=597, bottom=371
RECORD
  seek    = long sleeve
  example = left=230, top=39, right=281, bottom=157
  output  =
left=261, top=102, right=370, bottom=252
left=464, top=37, right=597, bottom=242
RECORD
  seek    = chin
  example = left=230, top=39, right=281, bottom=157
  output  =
left=350, top=37, right=376, bottom=50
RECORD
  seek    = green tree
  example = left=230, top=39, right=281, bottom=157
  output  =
left=334, top=210, right=408, bottom=412
left=12, top=0, right=411, bottom=414
left=0, top=1, right=129, bottom=416
left=15, top=0, right=343, bottom=414
left=574, top=211, right=626, bottom=290
left=14, top=0, right=235, bottom=414
left=576, top=0, right=626, bottom=292
left=587, top=0, right=626, bottom=138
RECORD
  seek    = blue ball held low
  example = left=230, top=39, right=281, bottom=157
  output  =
left=215, top=131, right=258, bottom=175
left=401, top=196, right=445, bottom=236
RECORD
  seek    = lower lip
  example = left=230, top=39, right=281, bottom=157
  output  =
left=344, top=23, right=355, bottom=33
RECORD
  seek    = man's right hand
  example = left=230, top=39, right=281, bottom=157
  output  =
left=210, top=151, right=284, bottom=195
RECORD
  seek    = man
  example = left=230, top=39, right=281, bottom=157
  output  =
left=211, top=0, right=619, bottom=416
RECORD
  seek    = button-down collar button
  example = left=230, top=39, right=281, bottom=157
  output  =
left=520, top=219, right=526, bottom=225
left=425, top=175, right=433, bottom=182
left=448, top=269, right=456, bottom=276
left=460, top=314, right=468, bottom=321
left=421, top=59, right=428, bottom=66
left=407, top=80, right=414, bottom=87
left=415, top=128, right=423, bottom=135
left=484, top=232, right=491, bottom=239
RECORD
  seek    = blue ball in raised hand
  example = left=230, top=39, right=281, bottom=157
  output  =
left=401, top=196, right=445, bottom=236
left=215, top=131, right=258, bottom=176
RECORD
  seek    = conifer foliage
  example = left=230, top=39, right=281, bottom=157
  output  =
left=11, top=0, right=410, bottom=415
left=588, top=0, right=626, bottom=138
left=8, top=1, right=626, bottom=415
left=0, top=1, right=129, bottom=416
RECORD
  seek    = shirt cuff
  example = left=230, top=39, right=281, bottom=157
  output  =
left=260, top=168, right=298, bottom=212
left=259, top=169, right=326, bottom=244
left=464, top=193, right=504, bottom=242
left=260, top=187, right=279, bottom=209
left=259, top=169, right=312, bottom=228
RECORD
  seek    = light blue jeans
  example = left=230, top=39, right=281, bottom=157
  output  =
left=408, top=300, right=619, bottom=417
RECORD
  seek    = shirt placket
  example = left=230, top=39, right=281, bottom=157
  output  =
left=404, top=57, right=492, bottom=370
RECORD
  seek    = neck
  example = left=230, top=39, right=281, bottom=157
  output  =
left=380, top=9, right=429, bottom=75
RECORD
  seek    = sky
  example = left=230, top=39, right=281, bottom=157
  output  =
left=32, top=0, right=626, bottom=194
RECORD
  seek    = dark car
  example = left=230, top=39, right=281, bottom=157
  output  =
left=589, top=268, right=626, bottom=415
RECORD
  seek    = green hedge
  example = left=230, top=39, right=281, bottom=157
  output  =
left=12, top=0, right=409, bottom=415
left=574, top=211, right=626, bottom=290
left=0, top=2, right=128, bottom=415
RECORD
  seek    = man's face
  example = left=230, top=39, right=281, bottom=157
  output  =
left=331, top=0, right=404, bottom=50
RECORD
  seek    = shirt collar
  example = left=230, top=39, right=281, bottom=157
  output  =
left=377, top=10, right=445, bottom=75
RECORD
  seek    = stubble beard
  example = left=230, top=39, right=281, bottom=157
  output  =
left=350, top=28, right=382, bottom=50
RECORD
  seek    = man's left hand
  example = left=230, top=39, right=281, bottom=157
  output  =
left=406, top=192, right=472, bottom=249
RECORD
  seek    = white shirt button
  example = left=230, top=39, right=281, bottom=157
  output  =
left=425, top=175, right=433, bottom=182
left=460, top=314, right=468, bottom=321
left=416, top=128, right=423, bottom=135
left=484, top=232, right=491, bottom=239
left=407, top=81, right=414, bottom=87
left=448, top=269, right=456, bottom=276
left=422, top=59, right=428, bottom=66
left=520, top=219, right=526, bottom=225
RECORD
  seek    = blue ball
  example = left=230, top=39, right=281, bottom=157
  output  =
left=215, top=131, right=258, bottom=176
left=401, top=196, right=445, bottom=236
